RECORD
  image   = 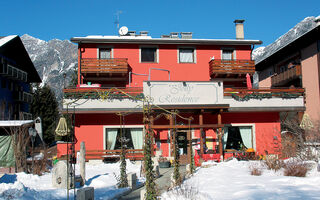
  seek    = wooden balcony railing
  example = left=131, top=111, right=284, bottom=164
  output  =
left=63, top=87, right=144, bottom=100
left=209, top=59, right=255, bottom=78
left=271, top=65, right=302, bottom=86
left=81, top=58, right=128, bottom=75
left=224, top=87, right=305, bottom=100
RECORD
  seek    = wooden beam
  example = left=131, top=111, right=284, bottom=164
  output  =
left=199, top=112, right=204, bottom=156
left=218, top=109, right=223, bottom=158
left=150, top=124, right=224, bottom=129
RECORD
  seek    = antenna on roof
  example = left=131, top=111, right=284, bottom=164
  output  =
left=114, top=10, right=123, bottom=33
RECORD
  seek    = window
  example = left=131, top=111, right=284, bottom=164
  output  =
left=141, top=47, right=157, bottom=63
left=105, top=128, right=143, bottom=150
left=223, top=126, right=253, bottom=151
left=1, top=79, right=6, bottom=89
left=222, top=49, right=235, bottom=60
left=179, top=48, right=195, bottom=63
left=99, top=48, right=111, bottom=59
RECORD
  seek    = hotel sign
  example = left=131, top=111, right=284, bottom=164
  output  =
left=143, top=81, right=223, bottom=105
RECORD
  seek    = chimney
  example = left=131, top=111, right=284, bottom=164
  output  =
left=140, top=31, right=149, bottom=36
left=234, top=19, right=245, bottom=39
left=180, top=32, right=193, bottom=39
left=170, top=32, right=179, bottom=38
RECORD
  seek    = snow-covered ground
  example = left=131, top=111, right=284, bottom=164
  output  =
left=162, top=159, right=320, bottom=200
left=0, top=160, right=143, bottom=200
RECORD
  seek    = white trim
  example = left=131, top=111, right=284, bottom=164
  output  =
left=103, top=125, right=144, bottom=150
left=139, top=45, right=159, bottom=63
left=224, top=123, right=256, bottom=150
left=97, top=45, right=114, bottom=59
left=177, top=46, right=197, bottom=64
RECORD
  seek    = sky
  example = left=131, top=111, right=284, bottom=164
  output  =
left=1, top=0, right=319, bottom=47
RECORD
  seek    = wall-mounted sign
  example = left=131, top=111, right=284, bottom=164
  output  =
left=143, top=81, right=223, bottom=105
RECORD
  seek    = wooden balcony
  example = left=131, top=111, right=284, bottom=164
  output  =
left=81, top=58, right=129, bottom=81
left=63, top=87, right=144, bottom=100
left=271, top=65, right=302, bottom=87
left=209, top=59, right=255, bottom=78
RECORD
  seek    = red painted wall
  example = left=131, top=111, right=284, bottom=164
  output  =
left=78, top=43, right=251, bottom=87
left=57, top=112, right=281, bottom=157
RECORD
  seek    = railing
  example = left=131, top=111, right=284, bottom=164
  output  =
left=63, top=87, right=144, bottom=99
left=209, top=59, right=255, bottom=77
left=13, top=91, right=33, bottom=103
left=84, top=149, right=144, bottom=161
left=271, top=65, right=302, bottom=86
left=81, top=58, right=128, bottom=74
left=224, top=87, right=305, bottom=99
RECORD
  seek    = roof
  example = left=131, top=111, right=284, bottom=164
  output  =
left=0, top=35, right=41, bottom=83
left=0, top=120, right=34, bottom=127
left=255, top=17, right=320, bottom=69
left=71, top=36, right=262, bottom=46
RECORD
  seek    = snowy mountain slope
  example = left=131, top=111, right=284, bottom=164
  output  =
left=253, top=16, right=319, bottom=63
left=21, top=34, right=78, bottom=103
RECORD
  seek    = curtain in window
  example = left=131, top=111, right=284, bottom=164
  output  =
left=106, top=128, right=118, bottom=150
left=223, top=128, right=228, bottom=150
left=99, top=49, right=111, bottom=59
left=130, top=128, right=143, bottom=149
left=239, top=127, right=252, bottom=148
left=180, top=49, right=194, bottom=63
left=222, top=50, right=233, bottom=60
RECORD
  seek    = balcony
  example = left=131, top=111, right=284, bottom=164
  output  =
left=64, top=87, right=143, bottom=100
left=223, top=87, right=305, bottom=112
left=0, top=63, right=28, bottom=82
left=63, top=87, right=144, bottom=112
left=271, top=65, right=302, bottom=87
left=81, top=58, right=129, bottom=82
left=209, top=59, right=255, bottom=78
left=13, top=91, right=33, bottom=103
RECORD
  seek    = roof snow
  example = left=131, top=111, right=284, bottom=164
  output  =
left=0, top=35, right=18, bottom=47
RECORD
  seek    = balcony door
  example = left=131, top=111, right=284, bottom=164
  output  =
left=99, top=48, right=111, bottom=59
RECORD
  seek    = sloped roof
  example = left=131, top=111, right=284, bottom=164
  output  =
left=0, top=35, right=41, bottom=83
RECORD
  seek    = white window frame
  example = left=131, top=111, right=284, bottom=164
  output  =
left=103, top=125, right=144, bottom=150
left=221, top=48, right=236, bottom=60
left=224, top=123, right=256, bottom=151
left=97, top=45, right=113, bottom=59
left=139, top=45, right=159, bottom=63
left=177, top=46, right=196, bottom=63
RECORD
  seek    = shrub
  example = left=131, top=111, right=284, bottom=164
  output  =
left=283, top=161, right=310, bottom=177
left=249, top=164, right=262, bottom=176
left=264, top=156, right=284, bottom=171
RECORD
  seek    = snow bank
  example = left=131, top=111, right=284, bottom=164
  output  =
left=0, top=160, right=143, bottom=200
left=162, top=159, right=320, bottom=200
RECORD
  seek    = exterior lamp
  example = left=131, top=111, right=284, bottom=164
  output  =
left=55, top=116, right=70, bottom=136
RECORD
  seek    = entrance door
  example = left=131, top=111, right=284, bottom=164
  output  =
left=177, top=131, right=189, bottom=165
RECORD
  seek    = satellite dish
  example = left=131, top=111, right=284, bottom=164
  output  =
left=119, top=26, right=128, bottom=36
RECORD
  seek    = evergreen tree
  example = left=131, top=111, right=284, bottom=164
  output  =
left=31, top=84, right=59, bottom=144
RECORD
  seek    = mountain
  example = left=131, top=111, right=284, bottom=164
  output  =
left=253, top=16, right=319, bottom=63
left=21, top=34, right=78, bottom=104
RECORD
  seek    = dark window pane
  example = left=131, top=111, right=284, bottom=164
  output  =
left=141, top=48, right=156, bottom=62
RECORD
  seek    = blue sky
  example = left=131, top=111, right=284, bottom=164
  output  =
left=1, top=0, right=319, bottom=47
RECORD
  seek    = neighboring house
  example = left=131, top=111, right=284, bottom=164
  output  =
left=60, top=21, right=305, bottom=163
left=0, top=35, right=41, bottom=168
left=0, top=35, right=41, bottom=120
left=255, top=16, right=320, bottom=124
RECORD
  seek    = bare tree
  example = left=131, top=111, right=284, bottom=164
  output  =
left=4, top=125, right=31, bottom=173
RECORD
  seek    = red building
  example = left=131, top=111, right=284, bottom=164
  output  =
left=59, top=22, right=305, bottom=163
